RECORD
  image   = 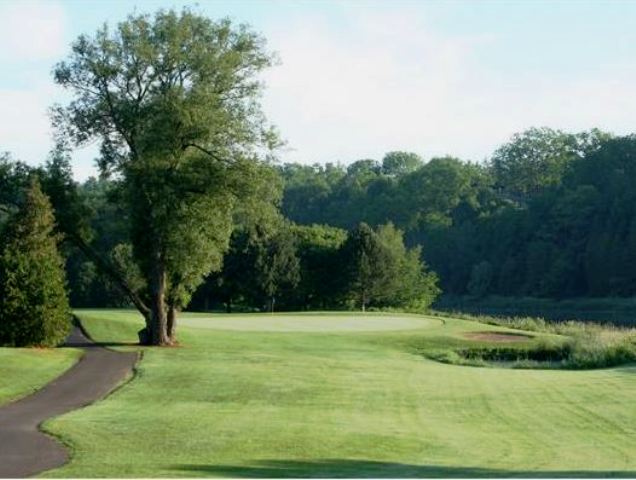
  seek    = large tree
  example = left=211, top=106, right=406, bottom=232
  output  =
left=53, top=9, right=280, bottom=344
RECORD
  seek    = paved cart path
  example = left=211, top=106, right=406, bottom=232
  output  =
left=0, top=327, right=138, bottom=478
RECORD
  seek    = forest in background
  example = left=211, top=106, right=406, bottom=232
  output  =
left=278, top=127, right=636, bottom=300
left=5, top=126, right=636, bottom=315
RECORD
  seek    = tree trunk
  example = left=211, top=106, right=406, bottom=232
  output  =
left=270, top=296, right=275, bottom=313
left=149, top=261, right=170, bottom=346
left=167, top=304, right=177, bottom=343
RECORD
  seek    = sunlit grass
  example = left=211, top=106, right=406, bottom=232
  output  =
left=41, top=309, right=636, bottom=478
left=0, top=347, right=81, bottom=405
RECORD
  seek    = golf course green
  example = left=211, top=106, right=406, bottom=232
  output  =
left=36, top=310, right=636, bottom=477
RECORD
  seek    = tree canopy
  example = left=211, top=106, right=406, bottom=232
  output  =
left=53, top=8, right=280, bottom=344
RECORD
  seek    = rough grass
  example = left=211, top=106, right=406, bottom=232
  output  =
left=427, top=311, right=636, bottom=369
left=39, top=309, right=636, bottom=478
left=0, top=347, right=81, bottom=405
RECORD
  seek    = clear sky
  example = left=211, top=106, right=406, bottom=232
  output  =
left=1, top=0, right=636, bottom=180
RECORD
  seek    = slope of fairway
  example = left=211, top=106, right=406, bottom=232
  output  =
left=71, top=309, right=440, bottom=333
left=178, top=313, right=439, bottom=332
left=0, top=348, right=81, bottom=405
left=43, top=310, right=636, bottom=478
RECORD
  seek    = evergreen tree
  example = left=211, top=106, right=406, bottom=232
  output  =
left=0, top=179, right=71, bottom=347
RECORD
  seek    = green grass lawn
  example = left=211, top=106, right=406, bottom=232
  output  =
left=0, top=347, right=81, bottom=405
left=42, top=309, right=636, bottom=478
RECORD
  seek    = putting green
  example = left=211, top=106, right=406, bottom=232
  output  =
left=178, top=313, right=439, bottom=332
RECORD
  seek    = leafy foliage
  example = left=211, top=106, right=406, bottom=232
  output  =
left=341, top=223, right=439, bottom=311
left=0, top=180, right=70, bottom=347
left=53, top=8, right=281, bottom=344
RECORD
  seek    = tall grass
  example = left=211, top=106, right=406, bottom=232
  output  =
left=434, top=295, right=636, bottom=326
left=430, top=310, right=636, bottom=369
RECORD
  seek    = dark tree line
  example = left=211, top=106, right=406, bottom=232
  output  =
left=5, top=125, right=634, bottom=324
left=278, top=128, right=636, bottom=299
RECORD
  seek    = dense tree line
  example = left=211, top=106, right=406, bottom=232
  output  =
left=5, top=125, right=636, bottom=327
left=190, top=221, right=439, bottom=312
left=0, top=155, right=440, bottom=318
left=278, top=128, right=636, bottom=299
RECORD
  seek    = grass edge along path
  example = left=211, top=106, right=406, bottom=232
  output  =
left=0, top=346, right=82, bottom=406
left=0, top=327, right=137, bottom=477
left=42, top=309, right=636, bottom=478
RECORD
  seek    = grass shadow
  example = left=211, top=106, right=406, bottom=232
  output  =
left=174, top=459, right=636, bottom=478
left=62, top=341, right=138, bottom=348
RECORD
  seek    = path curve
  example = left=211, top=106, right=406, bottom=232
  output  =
left=0, top=326, right=138, bottom=478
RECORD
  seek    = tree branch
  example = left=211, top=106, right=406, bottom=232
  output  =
left=183, top=143, right=231, bottom=164
left=68, top=233, right=151, bottom=318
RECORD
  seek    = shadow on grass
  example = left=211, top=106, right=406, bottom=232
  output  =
left=174, top=459, right=636, bottom=478
left=63, top=341, right=138, bottom=348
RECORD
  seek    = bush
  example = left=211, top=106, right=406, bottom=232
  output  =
left=0, top=179, right=71, bottom=347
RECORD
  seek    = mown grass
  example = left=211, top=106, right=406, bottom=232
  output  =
left=41, top=309, right=636, bottom=478
left=0, top=347, right=81, bottom=405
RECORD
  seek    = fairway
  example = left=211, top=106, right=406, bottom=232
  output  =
left=42, top=310, right=636, bottom=478
left=178, top=313, right=439, bottom=332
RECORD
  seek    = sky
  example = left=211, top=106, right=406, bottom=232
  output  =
left=1, top=0, right=636, bottom=180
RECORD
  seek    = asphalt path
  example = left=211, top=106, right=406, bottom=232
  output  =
left=0, top=326, right=138, bottom=478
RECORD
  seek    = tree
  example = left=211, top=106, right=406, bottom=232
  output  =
left=341, top=223, right=397, bottom=311
left=291, top=224, right=347, bottom=309
left=254, top=226, right=300, bottom=312
left=398, top=157, right=477, bottom=229
left=203, top=229, right=256, bottom=313
left=0, top=179, right=71, bottom=347
left=0, top=153, right=31, bottom=223
left=53, top=9, right=280, bottom=344
left=374, top=223, right=440, bottom=309
left=490, top=127, right=610, bottom=200
left=381, top=151, right=422, bottom=176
